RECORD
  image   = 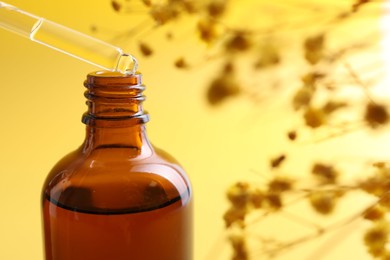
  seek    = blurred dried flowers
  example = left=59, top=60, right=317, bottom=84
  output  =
left=103, top=0, right=390, bottom=259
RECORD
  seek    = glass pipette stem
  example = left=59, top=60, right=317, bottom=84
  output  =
left=0, top=1, right=137, bottom=74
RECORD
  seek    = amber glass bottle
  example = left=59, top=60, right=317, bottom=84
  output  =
left=41, top=71, right=192, bottom=260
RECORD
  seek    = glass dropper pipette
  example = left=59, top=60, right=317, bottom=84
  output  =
left=0, top=1, right=137, bottom=74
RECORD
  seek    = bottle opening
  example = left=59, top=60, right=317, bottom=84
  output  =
left=82, top=71, right=149, bottom=127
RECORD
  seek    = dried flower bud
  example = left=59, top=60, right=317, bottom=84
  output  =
left=250, top=189, right=264, bottom=209
left=373, top=161, right=387, bottom=169
left=301, top=72, right=325, bottom=86
left=150, top=4, right=179, bottom=25
left=223, top=62, right=234, bottom=74
left=311, top=163, right=339, bottom=184
left=304, top=51, right=323, bottom=65
left=303, top=107, right=327, bottom=128
left=364, top=102, right=389, bottom=128
left=111, top=0, right=122, bottom=12
left=292, top=87, right=314, bottom=110
left=207, top=1, right=226, bottom=17
left=229, top=235, right=248, bottom=260
left=270, top=154, right=286, bottom=169
left=265, top=193, right=283, bottom=210
left=309, top=190, right=337, bottom=215
left=207, top=74, right=240, bottom=105
left=360, top=176, right=390, bottom=197
left=166, top=32, right=174, bottom=40
left=174, top=57, right=188, bottom=69
left=364, top=221, right=389, bottom=257
left=223, top=207, right=247, bottom=228
left=139, top=42, right=153, bottom=57
left=141, top=0, right=152, bottom=7
left=227, top=182, right=250, bottom=209
left=90, top=25, right=98, bottom=33
left=197, top=19, right=218, bottom=43
left=268, top=177, right=293, bottom=193
left=364, top=205, right=385, bottom=221
left=225, top=32, right=251, bottom=52
left=304, top=34, right=325, bottom=65
left=304, top=34, right=325, bottom=52
left=287, top=130, right=297, bottom=141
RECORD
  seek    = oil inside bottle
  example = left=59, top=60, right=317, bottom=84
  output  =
left=43, top=183, right=192, bottom=260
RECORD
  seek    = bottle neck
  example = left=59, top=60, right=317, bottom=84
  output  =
left=81, top=71, right=151, bottom=155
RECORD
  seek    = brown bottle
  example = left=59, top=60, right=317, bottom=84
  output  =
left=41, top=71, right=193, bottom=260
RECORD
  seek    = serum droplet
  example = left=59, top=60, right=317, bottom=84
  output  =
left=115, top=54, right=138, bottom=75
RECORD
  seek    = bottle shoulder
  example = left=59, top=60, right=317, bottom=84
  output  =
left=42, top=145, right=191, bottom=214
left=45, top=144, right=186, bottom=178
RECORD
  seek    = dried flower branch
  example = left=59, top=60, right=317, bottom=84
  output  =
left=106, top=0, right=389, bottom=259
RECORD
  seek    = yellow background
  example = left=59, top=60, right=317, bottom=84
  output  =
left=1, top=1, right=390, bottom=259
